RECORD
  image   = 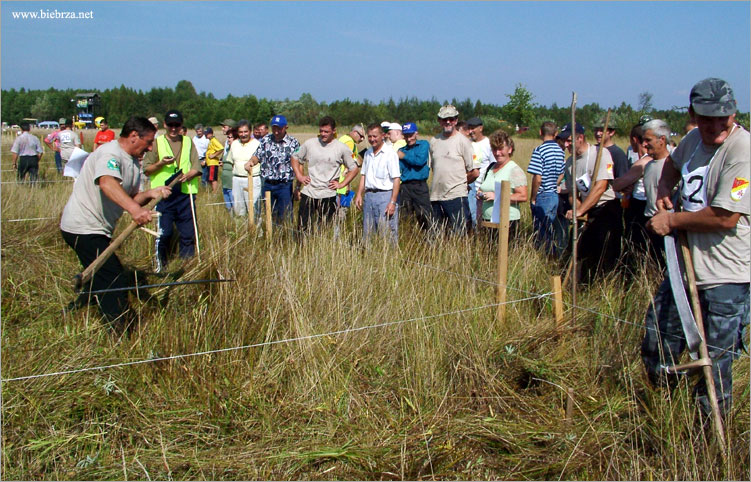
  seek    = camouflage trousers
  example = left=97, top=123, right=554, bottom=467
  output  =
left=641, top=279, right=750, bottom=416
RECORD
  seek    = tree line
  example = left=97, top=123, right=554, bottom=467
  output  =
left=3, top=80, right=748, bottom=137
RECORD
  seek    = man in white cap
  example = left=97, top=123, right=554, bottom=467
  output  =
left=643, top=78, right=749, bottom=420
left=428, top=104, right=478, bottom=235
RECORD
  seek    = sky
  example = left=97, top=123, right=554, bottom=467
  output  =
left=1, top=1, right=749, bottom=112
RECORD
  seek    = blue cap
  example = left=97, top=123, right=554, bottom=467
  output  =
left=271, top=115, right=287, bottom=127
left=558, top=122, right=584, bottom=140
left=402, top=122, right=418, bottom=134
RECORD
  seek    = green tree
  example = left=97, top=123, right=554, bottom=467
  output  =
left=503, top=83, right=536, bottom=129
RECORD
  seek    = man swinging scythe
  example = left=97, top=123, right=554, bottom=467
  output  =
left=60, top=117, right=174, bottom=334
left=643, top=78, right=750, bottom=454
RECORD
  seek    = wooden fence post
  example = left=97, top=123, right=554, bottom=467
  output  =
left=264, top=191, right=272, bottom=240
left=496, top=181, right=511, bottom=324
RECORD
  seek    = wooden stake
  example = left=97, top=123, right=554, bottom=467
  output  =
left=569, top=92, right=578, bottom=327
left=590, top=108, right=611, bottom=188
left=495, top=181, right=511, bottom=324
left=565, top=387, right=575, bottom=422
left=678, top=231, right=727, bottom=459
left=188, top=190, right=200, bottom=257
left=244, top=182, right=255, bottom=233
left=552, top=275, right=564, bottom=329
left=264, top=190, right=272, bottom=240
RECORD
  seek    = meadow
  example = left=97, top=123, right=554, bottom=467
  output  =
left=1, top=127, right=748, bottom=480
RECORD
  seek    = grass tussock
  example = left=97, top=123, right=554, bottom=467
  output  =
left=1, top=134, right=748, bottom=480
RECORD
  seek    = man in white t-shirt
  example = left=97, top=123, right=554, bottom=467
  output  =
left=60, top=117, right=171, bottom=334
left=57, top=119, right=82, bottom=163
left=193, top=124, right=210, bottom=187
left=467, top=117, right=493, bottom=229
left=643, top=78, right=750, bottom=419
left=228, top=120, right=261, bottom=218
left=355, top=123, right=401, bottom=244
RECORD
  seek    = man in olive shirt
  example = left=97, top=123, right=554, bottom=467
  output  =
left=644, top=78, right=749, bottom=419
left=290, top=116, right=359, bottom=232
left=142, top=109, right=202, bottom=272
left=562, top=122, right=620, bottom=284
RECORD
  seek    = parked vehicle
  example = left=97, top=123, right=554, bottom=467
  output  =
left=38, top=121, right=60, bottom=130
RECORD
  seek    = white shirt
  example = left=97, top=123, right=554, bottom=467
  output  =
left=193, top=135, right=209, bottom=158
left=362, top=144, right=400, bottom=191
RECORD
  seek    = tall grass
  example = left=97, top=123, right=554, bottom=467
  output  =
left=1, top=132, right=748, bottom=480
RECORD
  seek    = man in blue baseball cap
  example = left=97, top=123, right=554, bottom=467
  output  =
left=247, top=114, right=300, bottom=222
left=397, top=122, right=432, bottom=231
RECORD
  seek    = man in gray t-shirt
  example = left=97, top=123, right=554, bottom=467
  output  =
left=642, top=78, right=750, bottom=418
left=291, top=116, right=359, bottom=233
left=60, top=117, right=172, bottom=334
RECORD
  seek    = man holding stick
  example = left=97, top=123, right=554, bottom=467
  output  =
left=643, top=78, right=749, bottom=419
left=60, top=117, right=171, bottom=333
left=562, top=122, right=621, bottom=284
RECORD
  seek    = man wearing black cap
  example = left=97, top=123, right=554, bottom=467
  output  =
left=643, top=78, right=749, bottom=419
left=561, top=121, right=621, bottom=284
left=142, top=109, right=202, bottom=272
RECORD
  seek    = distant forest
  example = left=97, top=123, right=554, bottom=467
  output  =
left=3, top=80, right=748, bottom=137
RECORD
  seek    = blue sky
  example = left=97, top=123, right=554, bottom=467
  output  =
left=2, top=1, right=749, bottom=112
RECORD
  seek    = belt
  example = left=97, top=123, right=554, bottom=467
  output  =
left=365, top=188, right=389, bottom=193
left=400, top=179, right=427, bottom=184
left=233, top=175, right=247, bottom=178
left=264, top=179, right=292, bottom=185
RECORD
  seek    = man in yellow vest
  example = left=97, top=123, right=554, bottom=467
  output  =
left=142, top=109, right=202, bottom=272
left=336, top=124, right=365, bottom=213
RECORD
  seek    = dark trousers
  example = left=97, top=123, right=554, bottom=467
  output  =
left=156, top=191, right=196, bottom=271
left=642, top=280, right=750, bottom=416
left=298, top=194, right=337, bottom=233
left=431, top=197, right=470, bottom=236
left=399, top=180, right=433, bottom=231
left=17, top=155, right=39, bottom=183
left=262, top=179, right=294, bottom=222
left=578, top=198, right=622, bottom=284
left=61, top=230, right=130, bottom=323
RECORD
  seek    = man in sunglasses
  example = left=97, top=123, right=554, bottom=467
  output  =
left=142, top=109, right=202, bottom=272
left=428, top=104, right=478, bottom=235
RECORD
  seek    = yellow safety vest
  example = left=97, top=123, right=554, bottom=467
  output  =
left=151, top=135, right=198, bottom=194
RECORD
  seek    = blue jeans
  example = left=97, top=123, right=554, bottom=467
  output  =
left=642, top=280, right=750, bottom=416
left=363, top=190, right=398, bottom=244
left=530, top=191, right=558, bottom=255
left=467, top=181, right=478, bottom=229
left=262, top=180, right=294, bottom=223
left=432, top=197, right=470, bottom=236
left=54, top=151, right=63, bottom=174
left=201, top=163, right=209, bottom=186
left=222, top=188, right=233, bottom=213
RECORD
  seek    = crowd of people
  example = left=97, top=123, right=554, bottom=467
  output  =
left=8, top=77, right=748, bottom=428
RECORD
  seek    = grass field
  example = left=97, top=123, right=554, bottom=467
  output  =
left=1, top=128, right=748, bottom=480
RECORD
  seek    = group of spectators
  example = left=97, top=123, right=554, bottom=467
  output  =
left=8, top=77, right=747, bottom=430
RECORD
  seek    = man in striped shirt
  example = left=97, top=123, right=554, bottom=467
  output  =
left=527, top=121, right=566, bottom=254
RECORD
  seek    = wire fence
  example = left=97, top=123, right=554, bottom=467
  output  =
left=2, top=296, right=547, bottom=382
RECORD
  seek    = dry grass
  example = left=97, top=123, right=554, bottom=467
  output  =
left=1, top=131, right=748, bottom=480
